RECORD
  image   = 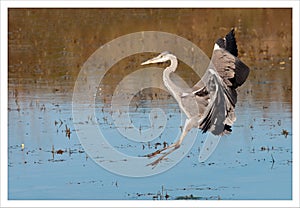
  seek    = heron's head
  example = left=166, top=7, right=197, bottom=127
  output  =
left=141, top=51, right=174, bottom=65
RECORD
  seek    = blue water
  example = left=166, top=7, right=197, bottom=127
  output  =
left=8, top=85, right=292, bottom=200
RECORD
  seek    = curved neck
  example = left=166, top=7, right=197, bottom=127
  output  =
left=163, top=55, right=181, bottom=98
left=168, top=55, right=178, bottom=72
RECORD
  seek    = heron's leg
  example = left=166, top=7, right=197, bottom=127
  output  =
left=174, top=118, right=195, bottom=148
left=145, top=118, right=194, bottom=158
left=147, top=118, right=196, bottom=166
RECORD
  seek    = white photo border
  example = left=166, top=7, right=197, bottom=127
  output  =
left=1, top=1, right=299, bottom=207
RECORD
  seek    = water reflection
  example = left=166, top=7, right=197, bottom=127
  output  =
left=8, top=8, right=292, bottom=200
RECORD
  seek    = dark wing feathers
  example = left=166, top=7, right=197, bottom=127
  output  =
left=198, top=73, right=228, bottom=135
left=211, top=49, right=249, bottom=89
left=222, top=86, right=237, bottom=108
left=224, top=29, right=238, bottom=57
left=228, top=58, right=250, bottom=88
left=215, top=29, right=238, bottom=57
left=191, top=29, right=250, bottom=135
left=217, top=29, right=249, bottom=88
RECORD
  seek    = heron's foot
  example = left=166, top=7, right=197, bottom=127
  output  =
left=145, top=149, right=163, bottom=158
left=144, top=147, right=168, bottom=158
left=144, top=143, right=176, bottom=158
left=146, top=146, right=179, bottom=167
left=146, top=155, right=168, bottom=167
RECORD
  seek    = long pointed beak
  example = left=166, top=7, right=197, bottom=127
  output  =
left=141, top=55, right=161, bottom=65
left=141, top=59, right=152, bottom=65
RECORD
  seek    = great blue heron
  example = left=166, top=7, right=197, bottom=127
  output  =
left=141, top=29, right=250, bottom=166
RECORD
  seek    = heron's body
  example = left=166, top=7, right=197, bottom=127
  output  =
left=141, top=29, right=250, bottom=165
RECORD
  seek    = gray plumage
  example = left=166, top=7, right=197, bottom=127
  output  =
left=141, top=29, right=250, bottom=165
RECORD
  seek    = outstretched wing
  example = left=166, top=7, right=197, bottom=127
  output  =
left=193, top=29, right=249, bottom=91
left=191, top=29, right=250, bottom=135
left=196, top=69, right=234, bottom=135
left=205, top=29, right=249, bottom=90
left=210, top=49, right=249, bottom=89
